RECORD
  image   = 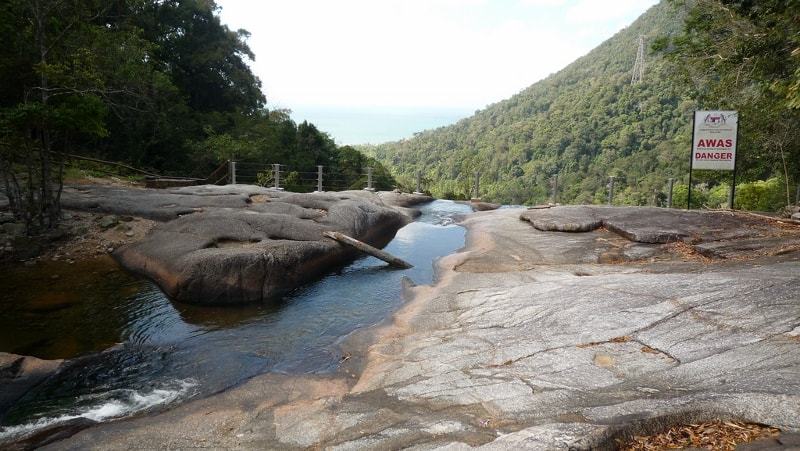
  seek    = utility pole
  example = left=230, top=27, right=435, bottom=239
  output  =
left=474, top=172, right=480, bottom=199
left=631, top=35, right=645, bottom=84
left=317, top=165, right=323, bottom=192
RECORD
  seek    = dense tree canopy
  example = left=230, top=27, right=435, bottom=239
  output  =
left=0, top=0, right=391, bottom=232
left=364, top=0, right=798, bottom=211
left=659, top=0, right=800, bottom=206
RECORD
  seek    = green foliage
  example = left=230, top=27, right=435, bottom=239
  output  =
left=195, top=129, right=260, bottom=162
left=664, top=0, right=800, bottom=205
left=364, top=1, right=691, bottom=205
left=672, top=184, right=706, bottom=209
left=365, top=0, right=797, bottom=211
left=0, top=0, right=158, bottom=231
left=707, top=183, right=730, bottom=209
left=735, top=178, right=786, bottom=212
left=669, top=179, right=785, bottom=212
left=283, top=171, right=306, bottom=193
left=255, top=170, right=274, bottom=188
left=1, top=0, right=393, bottom=231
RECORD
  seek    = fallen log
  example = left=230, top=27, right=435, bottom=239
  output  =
left=323, top=231, right=413, bottom=269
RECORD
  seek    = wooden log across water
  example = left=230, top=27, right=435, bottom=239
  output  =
left=323, top=231, right=413, bottom=269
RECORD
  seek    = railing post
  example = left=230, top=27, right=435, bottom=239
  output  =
left=551, top=174, right=558, bottom=204
left=228, top=160, right=236, bottom=185
left=607, top=176, right=615, bottom=205
left=317, top=165, right=323, bottom=192
left=667, top=178, right=675, bottom=208
left=273, top=163, right=280, bottom=190
left=364, top=167, right=374, bottom=191
left=415, top=170, right=422, bottom=194
left=474, top=172, right=480, bottom=199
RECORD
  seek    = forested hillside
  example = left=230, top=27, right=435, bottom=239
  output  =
left=364, top=0, right=799, bottom=208
left=0, top=0, right=391, bottom=232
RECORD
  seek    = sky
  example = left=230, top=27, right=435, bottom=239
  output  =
left=216, top=0, right=659, bottom=144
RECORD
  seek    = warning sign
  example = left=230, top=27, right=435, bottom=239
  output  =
left=692, top=111, right=738, bottom=170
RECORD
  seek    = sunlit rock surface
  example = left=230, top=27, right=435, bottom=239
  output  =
left=44, top=207, right=800, bottom=450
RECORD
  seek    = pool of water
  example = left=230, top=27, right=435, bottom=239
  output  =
left=0, top=200, right=470, bottom=440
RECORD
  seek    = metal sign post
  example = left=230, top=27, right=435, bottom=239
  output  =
left=688, top=115, right=696, bottom=209
left=729, top=123, right=740, bottom=209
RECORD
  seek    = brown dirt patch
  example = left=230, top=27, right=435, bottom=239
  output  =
left=665, top=241, right=712, bottom=263
left=42, top=211, right=155, bottom=262
left=250, top=194, right=271, bottom=203
left=619, top=421, right=780, bottom=451
left=577, top=335, right=630, bottom=348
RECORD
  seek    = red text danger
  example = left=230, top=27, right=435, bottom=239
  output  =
left=695, top=152, right=732, bottom=160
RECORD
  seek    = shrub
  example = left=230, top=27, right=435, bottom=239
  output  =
left=671, top=184, right=707, bottom=209
left=735, top=178, right=786, bottom=212
left=707, top=183, right=730, bottom=209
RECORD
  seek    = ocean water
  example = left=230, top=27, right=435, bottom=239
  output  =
left=290, top=106, right=472, bottom=145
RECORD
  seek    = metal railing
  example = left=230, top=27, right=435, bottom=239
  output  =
left=221, top=161, right=399, bottom=193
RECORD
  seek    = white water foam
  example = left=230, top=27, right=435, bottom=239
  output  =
left=0, top=378, right=197, bottom=442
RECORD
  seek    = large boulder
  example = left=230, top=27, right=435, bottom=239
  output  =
left=114, top=191, right=409, bottom=305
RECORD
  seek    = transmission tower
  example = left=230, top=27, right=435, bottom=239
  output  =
left=631, top=35, right=645, bottom=84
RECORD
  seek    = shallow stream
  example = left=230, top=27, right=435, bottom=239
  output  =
left=0, top=200, right=470, bottom=440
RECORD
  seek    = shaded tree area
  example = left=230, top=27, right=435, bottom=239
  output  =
left=657, top=0, right=800, bottom=209
left=364, top=0, right=797, bottom=211
left=0, top=0, right=391, bottom=233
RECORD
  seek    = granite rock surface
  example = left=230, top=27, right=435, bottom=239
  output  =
left=41, top=207, right=800, bottom=449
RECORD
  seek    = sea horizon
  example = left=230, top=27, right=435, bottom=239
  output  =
left=289, top=106, right=473, bottom=146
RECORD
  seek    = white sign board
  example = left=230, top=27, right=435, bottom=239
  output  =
left=692, top=110, right=738, bottom=170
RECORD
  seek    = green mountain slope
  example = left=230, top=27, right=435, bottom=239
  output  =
left=364, top=1, right=694, bottom=205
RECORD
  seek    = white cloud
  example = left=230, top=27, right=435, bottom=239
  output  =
left=518, top=0, right=567, bottom=7
left=216, top=0, right=657, bottom=110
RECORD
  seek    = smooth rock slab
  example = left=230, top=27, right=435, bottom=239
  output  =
left=34, top=207, right=800, bottom=450
left=61, top=184, right=259, bottom=221
left=115, top=191, right=409, bottom=304
left=521, top=206, right=773, bottom=243
left=520, top=206, right=603, bottom=232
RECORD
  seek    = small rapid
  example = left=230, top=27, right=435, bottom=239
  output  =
left=0, top=379, right=196, bottom=441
